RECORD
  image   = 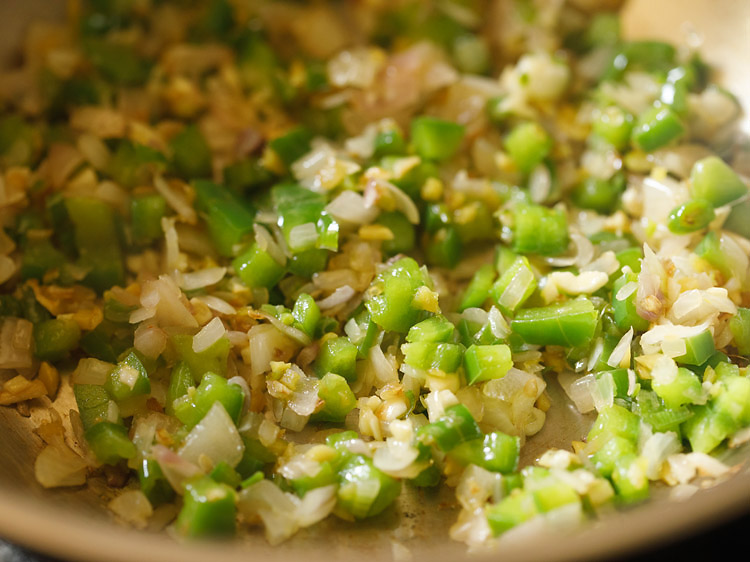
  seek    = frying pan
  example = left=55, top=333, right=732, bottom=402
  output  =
left=0, top=1, right=749, bottom=561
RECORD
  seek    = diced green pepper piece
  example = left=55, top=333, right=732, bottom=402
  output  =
left=674, top=330, right=715, bottom=366
left=587, top=404, right=640, bottom=445
left=290, top=460, right=338, bottom=497
left=232, top=242, right=285, bottom=289
left=463, top=344, right=513, bottom=385
left=723, top=198, right=750, bottom=239
left=85, top=421, right=136, bottom=465
left=173, top=372, right=244, bottom=428
left=459, top=263, right=496, bottom=311
left=689, top=156, right=748, bottom=208
left=235, top=436, right=276, bottom=479
left=571, top=174, right=625, bottom=215
left=486, top=490, right=538, bottom=536
left=336, top=455, right=401, bottom=519
left=631, top=105, right=684, bottom=152
left=511, top=298, right=598, bottom=348
left=504, top=122, right=552, bottom=175
left=33, top=318, right=81, bottom=362
left=108, top=140, right=167, bottom=189
left=490, top=255, right=537, bottom=315
left=365, top=257, right=431, bottom=333
left=176, top=476, right=237, bottom=538
left=171, top=333, right=230, bottom=381
left=611, top=455, right=649, bottom=504
left=373, top=129, right=406, bottom=158
left=410, top=116, right=465, bottom=161
left=590, top=436, right=636, bottom=477
left=130, top=193, right=167, bottom=245
left=729, top=308, right=750, bottom=355
left=312, top=373, right=356, bottom=423
left=74, top=383, right=115, bottom=430
left=139, top=458, right=176, bottom=506
left=268, top=127, right=312, bottom=168
left=667, top=199, right=715, bottom=234
left=65, top=196, right=125, bottom=292
left=683, top=405, right=735, bottom=454
left=417, top=404, right=482, bottom=452
left=425, top=226, right=462, bottom=268
left=291, top=293, right=320, bottom=339
left=451, top=431, right=521, bottom=474
left=166, top=362, right=193, bottom=416
left=592, top=106, right=633, bottom=151
left=104, top=351, right=151, bottom=402
left=533, top=482, right=580, bottom=513
left=406, top=315, right=455, bottom=343
left=652, top=367, right=703, bottom=409
left=376, top=211, right=416, bottom=256
left=209, top=461, right=242, bottom=489
left=193, top=180, right=256, bottom=257
left=170, top=124, right=212, bottom=179
left=314, top=336, right=358, bottom=382
left=20, top=239, right=66, bottom=280
left=401, top=341, right=464, bottom=373
left=512, top=203, right=569, bottom=256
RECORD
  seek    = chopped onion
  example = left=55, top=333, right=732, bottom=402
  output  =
left=154, top=175, right=197, bottom=224
left=615, top=281, right=638, bottom=302
left=34, top=444, right=88, bottom=488
left=325, top=190, right=379, bottom=225
left=260, top=312, right=311, bottom=346
left=194, top=294, right=236, bottom=315
left=558, top=372, right=597, bottom=414
left=134, top=323, right=167, bottom=359
left=177, top=267, right=226, bottom=291
left=178, top=402, right=245, bottom=468
left=641, top=432, right=681, bottom=480
left=108, top=490, right=153, bottom=529
left=544, top=232, right=594, bottom=269
left=373, top=439, right=421, bottom=478
left=151, top=444, right=201, bottom=493
left=288, top=222, right=319, bottom=252
left=237, top=479, right=299, bottom=545
left=607, top=328, right=633, bottom=368
left=0, top=317, right=34, bottom=370
left=293, top=485, right=337, bottom=528
left=317, top=285, right=356, bottom=310
left=242, top=324, right=298, bottom=376
left=253, top=224, right=286, bottom=265
left=71, top=357, right=114, bottom=385
left=192, top=317, right=226, bottom=353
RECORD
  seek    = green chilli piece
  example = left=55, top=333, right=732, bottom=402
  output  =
left=689, top=156, right=748, bottom=208
left=336, top=455, right=401, bottom=519
left=511, top=203, right=569, bottom=256
left=232, top=242, right=285, bottom=289
left=489, top=255, right=537, bottom=315
left=406, top=315, right=455, bottom=344
left=171, top=333, right=231, bottom=381
left=652, top=367, right=703, bottom=410
left=674, top=329, right=715, bottom=366
left=611, top=455, right=649, bottom=504
left=172, top=372, right=245, bottom=428
left=729, top=307, right=750, bottom=355
left=74, top=383, right=117, bottom=430
left=592, top=106, right=633, bottom=151
left=410, top=116, right=465, bottom=161
left=312, top=373, right=356, bottom=423
left=449, top=431, right=520, bottom=474
left=364, top=257, right=431, bottom=333
left=511, top=297, right=598, bottom=348
left=313, top=336, right=358, bottom=382
left=291, top=293, right=321, bottom=339
left=33, top=317, right=81, bottom=362
left=170, top=124, right=212, bottom=179
left=376, top=211, right=415, bottom=256
left=104, top=351, right=151, bottom=402
left=486, top=490, right=538, bottom=536
left=193, top=180, right=256, bottom=257
left=459, top=263, right=496, bottom=311
left=667, top=199, right=715, bottom=234
left=571, top=174, right=625, bottom=215
left=590, top=436, right=636, bottom=477
left=176, top=476, right=237, bottom=538
left=166, top=361, right=194, bottom=416
left=130, top=193, right=167, bottom=245
left=504, top=121, right=552, bottom=175
left=138, top=458, right=175, bottom=506
left=631, top=105, right=684, bottom=152
left=85, top=421, right=137, bottom=465
left=463, top=344, right=513, bottom=385
left=417, top=404, right=482, bottom=452
left=401, top=341, right=464, bottom=373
